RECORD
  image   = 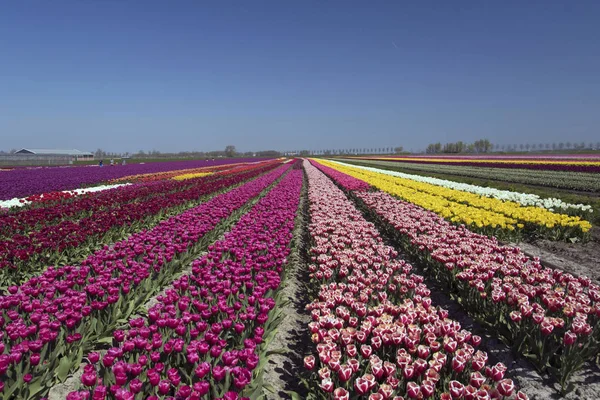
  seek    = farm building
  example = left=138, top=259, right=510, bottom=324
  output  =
left=15, top=148, right=94, bottom=161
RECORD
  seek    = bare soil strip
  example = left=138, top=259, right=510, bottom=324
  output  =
left=262, top=173, right=313, bottom=400
left=510, top=239, right=600, bottom=283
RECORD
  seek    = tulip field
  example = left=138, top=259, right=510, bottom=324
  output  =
left=0, top=156, right=598, bottom=399
left=342, top=157, right=600, bottom=192
left=353, top=155, right=600, bottom=173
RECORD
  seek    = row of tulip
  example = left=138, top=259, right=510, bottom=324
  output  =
left=315, top=160, right=592, bottom=241
left=0, top=163, right=292, bottom=399
left=0, top=160, right=279, bottom=239
left=362, top=156, right=600, bottom=173
left=0, top=159, right=257, bottom=201
left=0, top=180, right=190, bottom=241
left=66, top=166, right=303, bottom=400
left=109, top=164, right=240, bottom=184
left=0, top=184, right=131, bottom=210
left=316, top=163, right=599, bottom=389
left=343, top=159, right=600, bottom=192
left=330, top=161, right=592, bottom=215
left=0, top=162, right=283, bottom=289
left=172, top=172, right=214, bottom=181
left=302, top=160, right=528, bottom=400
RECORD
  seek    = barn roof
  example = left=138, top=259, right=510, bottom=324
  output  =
left=16, top=148, right=93, bottom=156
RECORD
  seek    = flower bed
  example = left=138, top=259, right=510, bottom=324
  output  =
left=172, top=172, right=214, bottom=181
left=0, top=159, right=265, bottom=201
left=109, top=163, right=244, bottom=184
left=0, top=184, right=131, bottom=210
left=340, top=158, right=600, bottom=193
left=362, top=156, right=600, bottom=173
left=329, top=160, right=592, bottom=215
left=315, top=161, right=599, bottom=389
left=0, top=162, right=282, bottom=288
left=302, top=160, right=528, bottom=399
left=315, top=160, right=591, bottom=241
left=67, top=168, right=303, bottom=400
left=0, top=164, right=290, bottom=399
left=0, top=162, right=276, bottom=240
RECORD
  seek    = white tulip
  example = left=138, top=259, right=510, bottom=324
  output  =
left=330, top=160, right=593, bottom=214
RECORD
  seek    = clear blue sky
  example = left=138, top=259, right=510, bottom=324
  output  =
left=1, top=1, right=599, bottom=153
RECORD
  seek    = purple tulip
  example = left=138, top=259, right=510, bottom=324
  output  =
left=81, top=370, right=97, bottom=386
left=0, top=158, right=269, bottom=200
left=87, top=352, right=100, bottom=364
left=62, top=166, right=303, bottom=399
left=193, top=381, right=210, bottom=396
left=158, top=379, right=171, bottom=395
left=91, top=385, right=107, bottom=400
left=129, top=378, right=142, bottom=394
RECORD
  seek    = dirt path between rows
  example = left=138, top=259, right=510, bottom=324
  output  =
left=262, top=176, right=312, bottom=399
left=518, top=227, right=600, bottom=283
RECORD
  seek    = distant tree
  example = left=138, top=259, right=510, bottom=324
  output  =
left=531, top=144, right=537, bottom=150
left=580, top=141, right=586, bottom=149
left=565, top=142, right=572, bottom=149
left=473, top=139, right=492, bottom=153
left=94, top=148, right=106, bottom=158
left=394, top=146, right=404, bottom=154
left=552, top=143, right=557, bottom=150
left=558, top=143, right=565, bottom=150
left=256, top=150, right=281, bottom=157
left=519, top=144, right=524, bottom=151
left=225, top=145, right=236, bottom=157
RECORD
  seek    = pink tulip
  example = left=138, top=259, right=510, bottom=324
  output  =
left=496, top=379, right=515, bottom=397
left=406, top=381, right=421, bottom=399
left=333, top=387, right=350, bottom=400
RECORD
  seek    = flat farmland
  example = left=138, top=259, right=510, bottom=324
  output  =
left=0, top=156, right=598, bottom=399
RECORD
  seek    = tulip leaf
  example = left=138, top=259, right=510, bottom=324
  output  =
left=263, top=383, right=276, bottom=393
left=56, top=356, right=72, bottom=382
left=284, top=391, right=303, bottom=400
left=97, top=336, right=114, bottom=346
left=4, top=381, right=20, bottom=400
left=75, top=346, right=84, bottom=370
left=26, top=379, right=45, bottom=400
left=247, top=369, right=264, bottom=400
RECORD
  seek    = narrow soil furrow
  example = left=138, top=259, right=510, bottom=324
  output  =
left=262, top=170, right=313, bottom=400
left=508, top=241, right=600, bottom=284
